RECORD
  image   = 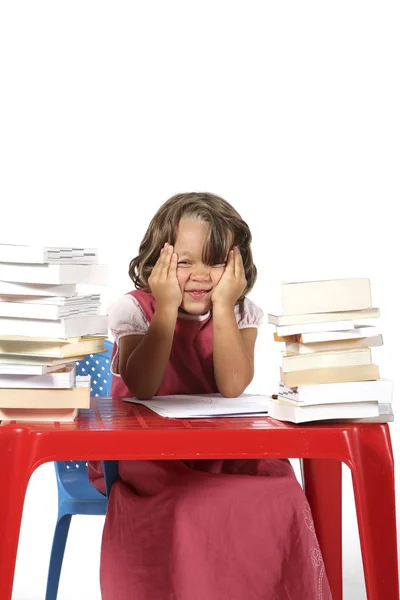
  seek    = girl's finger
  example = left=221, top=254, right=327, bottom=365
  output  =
left=159, top=244, right=172, bottom=278
left=168, top=252, right=178, bottom=276
left=226, top=249, right=235, bottom=274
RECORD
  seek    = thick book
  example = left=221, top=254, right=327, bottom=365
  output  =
left=0, top=365, right=76, bottom=389
left=0, top=378, right=91, bottom=408
left=267, top=398, right=379, bottom=424
left=277, top=378, right=393, bottom=406
left=281, top=278, right=372, bottom=315
left=274, top=324, right=379, bottom=343
left=281, top=348, right=372, bottom=373
left=280, top=363, right=380, bottom=388
left=0, top=263, right=108, bottom=285
left=0, top=244, right=97, bottom=265
left=284, top=335, right=383, bottom=355
left=275, top=320, right=355, bottom=337
left=0, top=314, right=108, bottom=338
left=268, top=307, right=379, bottom=326
left=0, top=297, right=100, bottom=320
left=0, top=281, right=77, bottom=297
left=0, top=407, right=79, bottom=423
left=0, top=335, right=107, bottom=358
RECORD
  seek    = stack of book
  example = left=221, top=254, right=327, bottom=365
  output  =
left=0, top=244, right=108, bottom=422
left=266, top=278, right=393, bottom=423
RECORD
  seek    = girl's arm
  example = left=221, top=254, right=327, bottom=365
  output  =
left=119, top=244, right=182, bottom=399
left=211, top=247, right=257, bottom=398
left=212, top=306, right=257, bottom=397
left=118, top=306, right=178, bottom=400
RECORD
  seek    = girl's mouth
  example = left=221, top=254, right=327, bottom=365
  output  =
left=185, top=290, right=210, bottom=300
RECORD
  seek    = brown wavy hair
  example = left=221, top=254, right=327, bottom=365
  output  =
left=129, top=192, right=257, bottom=302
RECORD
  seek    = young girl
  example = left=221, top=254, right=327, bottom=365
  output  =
left=89, top=192, right=332, bottom=600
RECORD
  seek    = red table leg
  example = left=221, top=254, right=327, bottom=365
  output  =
left=349, top=425, right=399, bottom=600
left=303, top=458, right=343, bottom=600
left=0, top=428, right=34, bottom=600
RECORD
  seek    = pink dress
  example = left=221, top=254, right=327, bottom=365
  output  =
left=89, top=290, right=332, bottom=600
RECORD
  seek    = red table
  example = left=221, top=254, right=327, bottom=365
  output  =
left=0, top=396, right=398, bottom=600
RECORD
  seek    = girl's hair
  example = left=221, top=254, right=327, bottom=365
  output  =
left=129, top=192, right=257, bottom=302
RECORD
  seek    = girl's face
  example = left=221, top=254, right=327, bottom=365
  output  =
left=174, top=218, right=230, bottom=315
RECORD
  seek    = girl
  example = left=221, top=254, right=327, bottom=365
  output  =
left=89, top=192, right=332, bottom=600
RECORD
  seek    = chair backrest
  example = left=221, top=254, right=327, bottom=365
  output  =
left=75, top=339, right=113, bottom=396
left=56, top=339, right=117, bottom=496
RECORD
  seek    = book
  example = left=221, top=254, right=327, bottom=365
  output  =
left=0, top=263, right=108, bottom=285
left=0, top=335, right=107, bottom=358
left=323, top=402, right=394, bottom=423
left=280, top=363, right=380, bottom=388
left=0, top=355, right=76, bottom=367
left=0, top=314, right=108, bottom=338
left=274, top=325, right=379, bottom=343
left=0, top=244, right=97, bottom=265
left=0, top=293, right=100, bottom=305
left=267, top=398, right=379, bottom=423
left=0, top=379, right=91, bottom=408
left=277, top=378, right=393, bottom=406
left=268, top=307, right=379, bottom=326
left=281, top=278, right=372, bottom=315
left=275, top=320, right=355, bottom=337
left=0, top=362, right=67, bottom=375
left=0, top=281, right=77, bottom=297
left=281, top=348, right=372, bottom=373
left=0, top=365, right=76, bottom=389
left=124, top=393, right=271, bottom=418
left=284, top=335, right=383, bottom=355
left=0, top=407, right=79, bottom=423
left=0, top=297, right=100, bottom=320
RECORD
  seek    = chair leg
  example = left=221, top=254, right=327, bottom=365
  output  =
left=349, top=425, right=399, bottom=600
left=45, top=513, right=72, bottom=600
left=303, top=458, right=343, bottom=600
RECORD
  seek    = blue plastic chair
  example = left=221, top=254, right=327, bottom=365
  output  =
left=45, top=340, right=118, bottom=600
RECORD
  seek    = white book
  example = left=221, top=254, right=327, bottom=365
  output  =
left=267, top=398, right=379, bottom=423
left=0, top=281, right=77, bottom=297
left=0, top=362, right=66, bottom=375
left=275, top=320, right=355, bottom=337
left=124, top=393, right=271, bottom=418
left=284, top=335, right=383, bottom=354
left=0, top=365, right=76, bottom=389
left=0, top=244, right=97, bottom=265
left=299, top=325, right=380, bottom=344
left=277, top=378, right=393, bottom=406
left=0, top=314, right=108, bottom=338
left=0, top=294, right=100, bottom=305
left=268, top=307, right=379, bottom=326
left=0, top=300, right=100, bottom=320
left=281, top=348, right=372, bottom=372
left=0, top=263, right=108, bottom=285
left=281, top=278, right=372, bottom=315
left=0, top=355, right=78, bottom=366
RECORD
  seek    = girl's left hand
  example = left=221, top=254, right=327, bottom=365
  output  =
left=211, top=247, right=247, bottom=308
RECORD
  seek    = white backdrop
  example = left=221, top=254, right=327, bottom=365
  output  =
left=1, top=2, right=399, bottom=599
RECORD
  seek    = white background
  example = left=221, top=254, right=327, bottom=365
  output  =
left=1, top=1, right=399, bottom=599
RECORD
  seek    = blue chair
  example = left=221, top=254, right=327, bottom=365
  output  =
left=45, top=340, right=118, bottom=600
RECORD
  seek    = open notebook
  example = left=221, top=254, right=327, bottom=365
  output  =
left=123, top=393, right=271, bottom=418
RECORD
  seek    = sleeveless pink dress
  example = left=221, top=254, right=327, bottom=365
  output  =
left=89, top=290, right=332, bottom=600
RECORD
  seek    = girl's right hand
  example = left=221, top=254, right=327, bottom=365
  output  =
left=148, top=243, right=182, bottom=311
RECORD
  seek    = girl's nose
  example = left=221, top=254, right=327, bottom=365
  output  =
left=190, top=265, right=211, bottom=281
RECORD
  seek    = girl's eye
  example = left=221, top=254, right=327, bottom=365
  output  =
left=212, top=263, right=226, bottom=268
left=178, top=261, right=191, bottom=266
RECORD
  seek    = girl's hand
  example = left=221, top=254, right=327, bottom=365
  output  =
left=148, top=243, right=183, bottom=311
left=211, top=247, right=246, bottom=309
